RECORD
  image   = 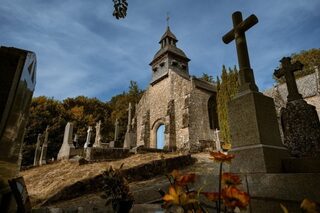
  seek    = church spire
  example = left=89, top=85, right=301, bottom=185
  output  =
left=149, top=17, right=190, bottom=85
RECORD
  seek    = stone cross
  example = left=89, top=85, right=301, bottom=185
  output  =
left=114, top=119, right=119, bottom=141
left=94, top=120, right=102, bottom=147
left=39, top=126, right=49, bottom=166
left=33, top=133, right=42, bottom=166
left=274, top=57, right=303, bottom=102
left=214, top=129, right=222, bottom=151
left=222, top=11, right=259, bottom=93
left=84, top=126, right=92, bottom=148
left=126, top=102, right=132, bottom=133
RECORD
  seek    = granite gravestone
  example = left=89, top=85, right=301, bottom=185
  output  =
left=84, top=126, right=93, bottom=148
left=124, top=103, right=136, bottom=148
left=93, top=121, right=102, bottom=148
left=57, top=122, right=76, bottom=160
left=39, top=126, right=49, bottom=166
left=33, top=134, right=42, bottom=166
left=223, top=11, right=288, bottom=173
left=274, top=57, right=320, bottom=157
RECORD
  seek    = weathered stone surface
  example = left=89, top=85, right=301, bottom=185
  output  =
left=33, top=134, right=42, bottom=166
left=228, top=91, right=289, bottom=173
left=57, top=122, right=76, bottom=160
left=135, top=27, right=216, bottom=152
left=281, top=99, right=320, bottom=157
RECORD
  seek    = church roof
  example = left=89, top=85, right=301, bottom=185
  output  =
left=150, top=26, right=189, bottom=65
left=159, top=26, right=177, bottom=43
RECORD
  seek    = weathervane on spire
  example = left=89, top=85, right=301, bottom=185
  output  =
left=166, top=12, right=170, bottom=27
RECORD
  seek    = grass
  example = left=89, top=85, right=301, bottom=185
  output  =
left=20, top=153, right=180, bottom=207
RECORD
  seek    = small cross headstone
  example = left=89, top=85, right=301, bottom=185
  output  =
left=33, top=134, right=42, bottom=166
left=73, top=134, right=79, bottom=148
left=274, top=57, right=303, bottom=102
left=114, top=119, right=119, bottom=142
left=126, top=103, right=132, bottom=133
left=39, top=126, right=49, bottom=166
left=222, top=11, right=259, bottom=94
left=94, top=120, right=102, bottom=147
left=84, top=126, right=93, bottom=148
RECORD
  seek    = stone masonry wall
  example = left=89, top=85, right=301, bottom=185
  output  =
left=136, top=69, right=217, bottom=152
left=188, top=81, right=215, bottom=152
left=169, top=71, right=193, bottom=150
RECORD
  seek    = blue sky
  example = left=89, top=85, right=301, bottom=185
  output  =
left=1, top=0, right=319, bottom=101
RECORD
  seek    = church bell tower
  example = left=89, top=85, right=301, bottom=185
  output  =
left=149, top=25, right=190, bottom=85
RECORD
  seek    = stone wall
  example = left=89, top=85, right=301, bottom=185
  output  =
left=188, top=79, right=216, bottom=152
left=136, top=69, right=217, bottom=152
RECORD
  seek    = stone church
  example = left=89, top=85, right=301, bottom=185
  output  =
left=134, top=26, right=219, bottom=152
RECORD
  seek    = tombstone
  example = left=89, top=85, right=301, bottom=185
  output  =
left=222, top=11, right=288, bottom=173
left=33, top=134, right=42, bottom=166
left=93, top=120, right=102, bottom=148
left=39, top=126, right=49, bottom=166
left=73, top=134, right=79, bottom=148
left=114, top=119, right=119, bottom=142
left=109, top=141, right=115, bottom=148
left=0, top=46, right=36, bottom=213
left=84, top=126, right=93, bottom=148
left=124, top=103, right=136, bottom=148
left=274, top=57, right=320, bottom=157
left=57, top=122, right=76, bottom=160
left=214, top=129, right=222, bottom=151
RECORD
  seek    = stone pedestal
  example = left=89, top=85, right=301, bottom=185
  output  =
left=281, top=99, right=320, bottom=157
left=228, top=91, right=289, bottom=173
left=124, top=132, right=136, bottom=148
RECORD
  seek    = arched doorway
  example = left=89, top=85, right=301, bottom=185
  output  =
left=156, top=124, right=165, bottom=149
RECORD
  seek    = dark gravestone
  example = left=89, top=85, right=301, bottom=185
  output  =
left=8, top=177, right=32, bottom=213
left=222, top=12, right=288, bottom=173
left=274, top=57, right=320, bottom=157
left=0, top=46, right=36, bottom=212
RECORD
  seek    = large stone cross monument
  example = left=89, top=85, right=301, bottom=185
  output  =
left=222, top=11, right=259, bottom=95
left=223, top=11, right=288, bottom=173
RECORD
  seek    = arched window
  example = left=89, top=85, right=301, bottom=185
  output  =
left=156, top=124, right=165, bottom=149
left=208, top=94, right=219, bottom=129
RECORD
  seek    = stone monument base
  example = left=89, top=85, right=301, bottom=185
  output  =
left=230, top=145, right=288, bottom=173
left=282, top=157, right=320, bottom=173
left=124, top=132, right=136, bottom=148
left=228, top=91, right=289, bottom=173
left=281, top=99, right=320, bottom=157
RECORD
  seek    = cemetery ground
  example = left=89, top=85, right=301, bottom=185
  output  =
left=21, top=152, right=217, bottom=209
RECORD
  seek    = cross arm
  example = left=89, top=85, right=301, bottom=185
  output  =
left=273, top=67, right=284, bottom=79
left=222, top=14, right=258, bottom=44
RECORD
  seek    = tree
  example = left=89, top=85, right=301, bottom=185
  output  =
left=63, top=96, right=112, bottom=146
left=22, top=96, right=67, bottom=167
left=199, top=73, right=215, bottom=83
left=216, top=65, right=239, bottom=145
left=112, top=0, right=128, bottom=19
left=274, top=48, right=320, bottom=83
left=108, top=81, right=144, bottom=145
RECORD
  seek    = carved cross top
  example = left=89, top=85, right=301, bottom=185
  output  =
left=222, top=11, right=259, bottom=93
left=274, top=57, right=303, bottom=101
